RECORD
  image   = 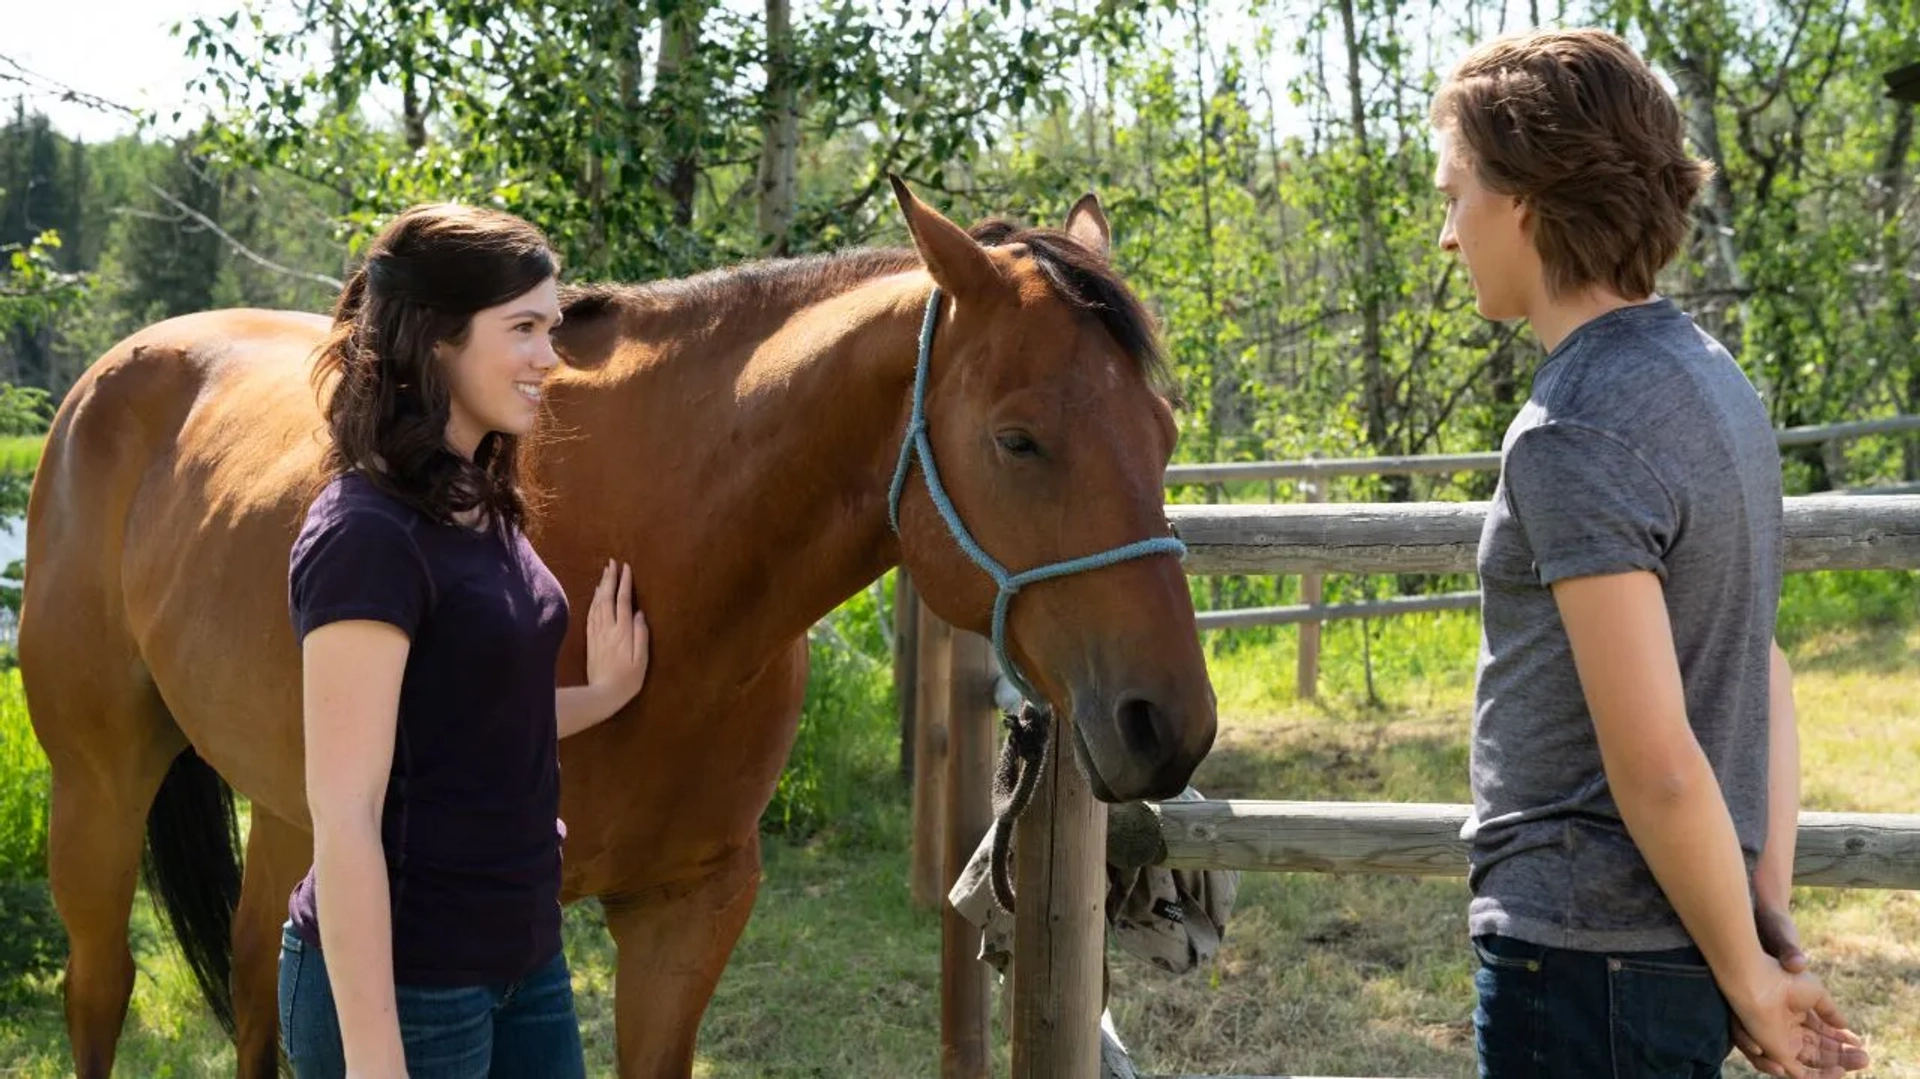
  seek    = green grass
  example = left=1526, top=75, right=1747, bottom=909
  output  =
left=1, top=575, right=1916, bottom=1076
left=0, top=435, right=43, bottom=476
left=0, top=671, right=49, bottom=881
left=761, top=583, right=900, bottom=841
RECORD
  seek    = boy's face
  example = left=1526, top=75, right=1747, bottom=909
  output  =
left=1434, top=134, right=1537, bottom=322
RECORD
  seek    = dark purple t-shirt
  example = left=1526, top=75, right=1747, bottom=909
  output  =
left=287, top=471, right=569, bottom=985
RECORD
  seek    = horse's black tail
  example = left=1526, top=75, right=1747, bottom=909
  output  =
left=144, top=746, right=243, bottom=1036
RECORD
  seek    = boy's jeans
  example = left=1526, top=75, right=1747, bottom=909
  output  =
left=1474, top=933, right=1733, bottom=1078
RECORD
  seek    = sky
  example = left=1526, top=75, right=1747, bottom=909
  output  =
left=5, top=0, right=232, bottom=143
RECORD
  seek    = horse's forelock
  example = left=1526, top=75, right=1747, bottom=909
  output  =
left=969, top=222, right=1175, bottom=402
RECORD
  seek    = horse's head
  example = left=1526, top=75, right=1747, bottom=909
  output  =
left=886, top=177, right=1216, bottom=803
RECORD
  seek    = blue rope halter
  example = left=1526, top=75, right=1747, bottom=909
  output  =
left=888, top=286, right=1187, bottom=709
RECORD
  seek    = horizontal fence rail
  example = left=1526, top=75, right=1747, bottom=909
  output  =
left=1164, top=414, right=1920, bottom=486
left=1193, top=590, right=1480, bottom=630
left=1839, top=480, right=1920, bottom=497
left=1166, top=451, right=1500, bottom=485
left=1772, top=413, right=1920, bottom=446
left=1105, top=800, right=1920, bottom=891
left=1168, top=495, right=1920, bottom=576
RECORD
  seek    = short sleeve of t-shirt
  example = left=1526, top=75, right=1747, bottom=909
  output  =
left=1501, top=421, right=1678, bottom=585
left=289, top=504, right=434, bottom=639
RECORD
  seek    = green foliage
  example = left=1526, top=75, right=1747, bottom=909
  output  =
left=109, top=140, right=226, bottom=325
left=0, top=672, right=65, bottom=999
left=0, top=671, right=50, bottom=881
left=0, top=232, right=90, bottom=339
left=0, top=880, right=63, bottom=1001
left=179, top=0, right=1159, bottom=279
left=0, top=389, right=50, bottom=439
left=1776, top=570, right=1920, bottom=647
left=1, top=103, right=96, bottom=394
left=761, top=579, right=900, bottom=844
left=0, top=397, right=50, bottom=525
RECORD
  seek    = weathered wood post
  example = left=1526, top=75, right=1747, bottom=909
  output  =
left=1296, top=476, right=1325, bottom=699
left=940, top=631, right=996, bottom=1078
left=1011, top=713, right=1106, bottom=1077
left=909, top=603, right=952, bottom=908
left=895, top=570, right=920, bottom=782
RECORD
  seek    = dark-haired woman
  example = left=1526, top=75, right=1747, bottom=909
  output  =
left=277, top=203, right=648, bottom=1078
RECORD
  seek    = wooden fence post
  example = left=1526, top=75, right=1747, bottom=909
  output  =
left=940, top=631, right=995, bottom=1079
left=1011, top=714, right=1107, bottom=1078
left=910, top=604, right=952, bottom=909
left=1296, top=477, right=1324, bottom=699
left=895, top=570, right=920, bottom=782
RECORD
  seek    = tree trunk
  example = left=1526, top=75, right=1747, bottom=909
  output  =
left=756, top=0, right=799, bottom=254
left=1193, top=0, right=1223, bottom=453
left=1338, top=0, right=1405, bottom=500
left=1191, top=0, right=1228, bottom=612
left=655, top=1, right=706, bottom=229
left=401, top=68, right=428, bottom=153
left=1884, top=103, right=1918, bottom=479
left=1665, top=53, right=1747, bottom=359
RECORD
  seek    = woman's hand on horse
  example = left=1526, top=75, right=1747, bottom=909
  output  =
left=587, top=559, right=650, bottom=708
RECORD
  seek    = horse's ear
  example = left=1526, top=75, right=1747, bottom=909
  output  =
left=552, top=287, right=623, bottom=372
left=888, top=174, right=1006, bottom=301
left=1064, top=193, right=1111, bottom=262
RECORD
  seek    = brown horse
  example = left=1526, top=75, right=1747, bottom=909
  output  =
left=20, top=179, right=1215, bottom=1077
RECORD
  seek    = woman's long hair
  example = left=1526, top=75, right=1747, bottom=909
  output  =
left=314, top=203, right=559, bottom=530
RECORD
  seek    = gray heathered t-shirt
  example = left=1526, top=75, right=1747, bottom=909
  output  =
left=1466, top=297, right=1782, bottom=952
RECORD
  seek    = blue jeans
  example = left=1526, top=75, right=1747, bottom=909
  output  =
left=278, top=923, right=587, bottom=1079
left=1474, top=934, right=1733, bottom=1079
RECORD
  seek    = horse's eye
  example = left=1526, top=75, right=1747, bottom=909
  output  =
left=996, top=431, right=1042, bottom=458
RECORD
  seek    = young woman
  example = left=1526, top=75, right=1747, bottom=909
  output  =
left=1429, top=29, right=1866, bottom=1079
left=278, top=203, right=649, bottom=1078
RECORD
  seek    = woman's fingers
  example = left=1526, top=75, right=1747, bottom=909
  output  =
left=617, top=562, right=633, bottom=629
left=601, top=558, right=623, bottom=614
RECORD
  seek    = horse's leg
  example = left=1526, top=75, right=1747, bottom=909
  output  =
left=602, top=835, right=764, bottom=1078
left=36, top=689, right=184, bottom=1079
left=232, top=809, right=313, bottom=1078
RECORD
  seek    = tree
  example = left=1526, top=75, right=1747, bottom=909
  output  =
left=0, top=105, right=86, bottom=388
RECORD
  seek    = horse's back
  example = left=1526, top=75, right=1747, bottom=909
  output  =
left=22, top=309, right=331, bottom=812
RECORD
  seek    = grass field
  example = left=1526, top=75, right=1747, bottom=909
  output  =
left=1, top=578, right=1915, bottom=1077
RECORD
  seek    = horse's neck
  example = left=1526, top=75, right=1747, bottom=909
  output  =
left=543, top=274, right=926, bottom=669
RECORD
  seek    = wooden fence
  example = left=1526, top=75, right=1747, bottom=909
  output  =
left=1160, top=413, right=1920, bottom=487
left=1165, top=414, right=1920, bottom=698
left=899, top=492, right=1920, bottom=1078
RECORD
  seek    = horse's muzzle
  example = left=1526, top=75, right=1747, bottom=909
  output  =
left=1070, top=687, right=1215, bottom=803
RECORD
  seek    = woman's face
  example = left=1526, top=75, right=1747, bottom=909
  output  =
left=438, top=276, right=562, bottom=458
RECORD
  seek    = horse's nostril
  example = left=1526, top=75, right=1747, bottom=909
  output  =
left=1116, top=695, right=1163, bottom=760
